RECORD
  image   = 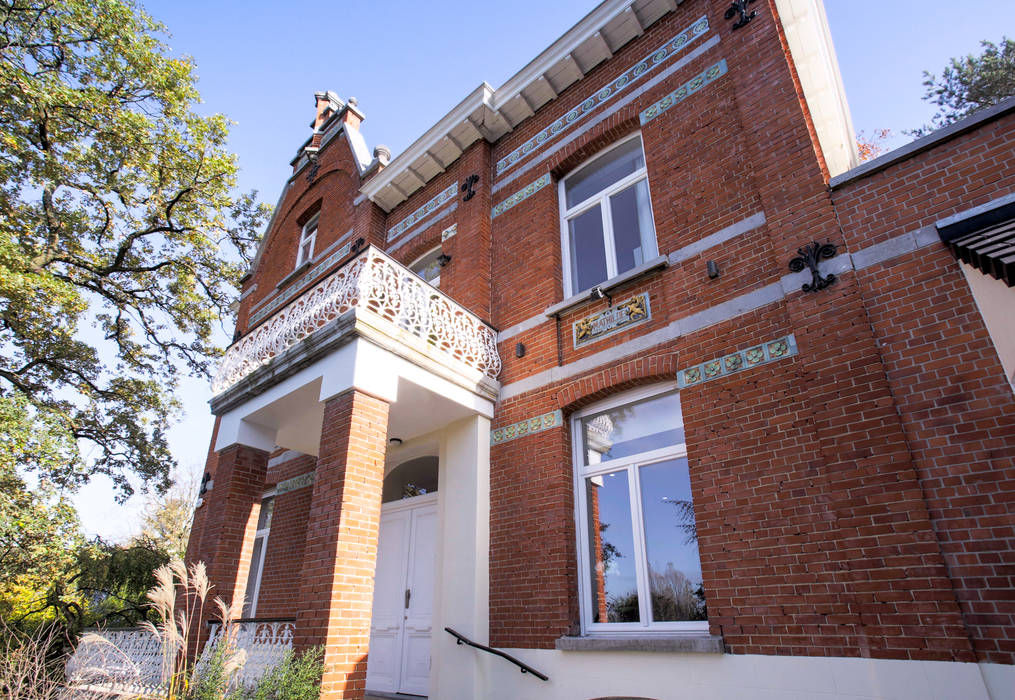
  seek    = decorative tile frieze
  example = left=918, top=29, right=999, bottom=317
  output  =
left=640, top=59, right=728, bottom=125
left=573, top=293, right=651, bottom=348
left=387, top=183, right=458, bottom=242
left=491, top=410, right=562, bottom=445
left=249, top=237, right=356, bottom=325
left=275, top=470, right=315, bottom=495
left=441, top=223, right=457, bottom=241
left=677, top=334, right=797, bottom=388
left=491, top=173, right=552, bottom=219
left=495, top=15, right=710, bottom=177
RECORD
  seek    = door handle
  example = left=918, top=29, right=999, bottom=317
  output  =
left=404, top=588, right=411, bottom=609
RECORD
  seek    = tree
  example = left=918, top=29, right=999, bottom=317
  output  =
left=856, top=128, right=892, bottom=163
left=136, top=470, right=198, bottom=560
left=915, top=36, right=1015, bottom=135
left=0, top=0, right=269, bottom=499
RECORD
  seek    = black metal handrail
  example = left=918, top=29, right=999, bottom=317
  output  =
left=444, top=627, right=549, bottom=681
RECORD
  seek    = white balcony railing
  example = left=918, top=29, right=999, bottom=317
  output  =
left=212, top=246, right=501, bottom=396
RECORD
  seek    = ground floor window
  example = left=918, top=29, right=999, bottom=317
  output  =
left=241, top=494, right=274, bottom=618
left=572, top=384, right=706, bottom=633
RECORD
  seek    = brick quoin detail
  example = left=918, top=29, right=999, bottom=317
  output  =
left=294, top=390, right=389, bottom=700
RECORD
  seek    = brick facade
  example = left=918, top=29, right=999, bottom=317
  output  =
left=186, top=0, right=1015, bottom=697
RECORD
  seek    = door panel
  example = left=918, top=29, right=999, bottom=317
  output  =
left=366, top=509, right=410, bottom=692
left=366, top=499, right=436, bottom=696
left=399, top=506, right=437, bottom=696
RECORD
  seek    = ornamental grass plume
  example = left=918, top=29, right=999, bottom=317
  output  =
left=68, top=558, right=247, bottom=699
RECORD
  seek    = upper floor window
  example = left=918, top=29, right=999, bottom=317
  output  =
left=572, top=385, right=706, bottom=634
left=296, top=214, right=318, bottom=268
left=559, top=135, right=657, bottom=297
left=409, top=247, right=442, bottom=288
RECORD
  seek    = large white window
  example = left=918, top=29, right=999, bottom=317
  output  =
left=241, top=494, right=274, bottom=618
left=572, top=385, right=706, bottom=634
left=295, top=214, right=318, bottom=268
left=559, top=134, right=657, bottom=297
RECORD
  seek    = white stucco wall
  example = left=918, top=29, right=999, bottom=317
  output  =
left=465, top=650, right=1014, bottom=700
left=961, top=261, right=1015, bottom=390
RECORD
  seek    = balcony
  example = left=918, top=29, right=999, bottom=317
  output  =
left=211, top=245, right=501, bottom=406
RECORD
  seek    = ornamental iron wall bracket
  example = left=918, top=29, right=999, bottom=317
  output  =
left=724, top=0, right=758, bottom=30
left=788, top=241, right=838, bottom=293
left=462, top=174, right=480, bottom=201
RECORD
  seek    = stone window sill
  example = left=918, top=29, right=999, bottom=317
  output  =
left=543, top=256, right=669, bottom=318
left=554, top=634, right=723, bottom=654
left=276, top=260, right=312, bottom=290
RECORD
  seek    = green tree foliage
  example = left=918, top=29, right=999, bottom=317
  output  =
left=0, top=395, right=83, bottom=613
left=915, top=36, right=1015, bottom=135
left=0, top=0, right=269, bottom=499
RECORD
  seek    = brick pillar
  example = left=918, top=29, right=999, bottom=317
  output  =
left=185, top=441, right=268, bottom=654
left=294, top=389, right=389, bottom=700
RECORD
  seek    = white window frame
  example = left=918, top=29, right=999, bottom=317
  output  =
left=558, top=133, right=658, bottom=298
left=242, top=490, right=275, bottom=618
left=295, top=214, right=318, bottom=268
left=408, top=246, right=442, bottom=288
left=571, top=382, right=707, bottom=636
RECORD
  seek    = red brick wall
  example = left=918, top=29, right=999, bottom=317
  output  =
left=294, top=390, right=389, bottom=700
left=255, top=453, right=316, bottom=618
left=832, top=112, right=1015, bottom=664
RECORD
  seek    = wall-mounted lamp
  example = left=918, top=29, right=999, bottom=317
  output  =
left=589, top=286, right=613, bottom=306
left=389, top=437, right=403, bottom=446
left=706, top=260, right=720, bottom=279
left=515, top=342, right=526, bottom=358
left=437, top=253, right=452, bottom=267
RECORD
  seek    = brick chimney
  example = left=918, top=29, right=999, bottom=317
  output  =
left=311, top=91, right=344, bottom=146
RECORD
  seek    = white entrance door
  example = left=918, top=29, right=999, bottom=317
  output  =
left=367, top=496, right=437, bottom=696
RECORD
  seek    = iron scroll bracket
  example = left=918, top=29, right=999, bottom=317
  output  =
left=788, top=241, right=838, bottom=293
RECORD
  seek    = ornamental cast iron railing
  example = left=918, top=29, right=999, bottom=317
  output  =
left=65, top=619, right=296, bottom=695
left=212, top=245, right=501, bottom=395
left=199, top=619, right=295, bottom=687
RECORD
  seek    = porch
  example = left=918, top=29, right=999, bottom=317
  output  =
left=192, top=245, right=501, bottom=699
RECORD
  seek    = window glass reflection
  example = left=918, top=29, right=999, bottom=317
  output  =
left=256, top=497, right=274, bottom=530
left=565, top=138, right=645, bottom=208
left=569, top=205, right=608, bottom=292
left=582, top=391, right=683, bottom=465
left=585, top=470, right=638, bottom=623
left=639, top=458, right=706, bottom=621
left=610, top=179, right=653, bottom=274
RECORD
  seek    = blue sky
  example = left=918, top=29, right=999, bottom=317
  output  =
left=74, top=0, right=1011, bottom=539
